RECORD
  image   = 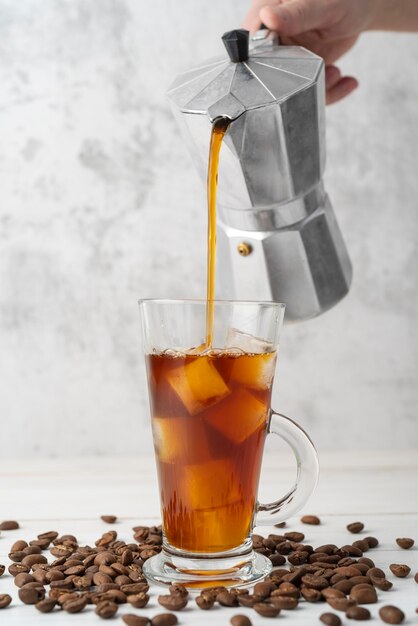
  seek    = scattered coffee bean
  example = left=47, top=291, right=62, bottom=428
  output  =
left=0, top=565, right=4, bottom=577
left=11, top=540, right=28, bottom=552
left=320, top=612, right=341, bottom=626
left=14, top=572, right=34, bottom=587
left=350, top=583, right=377, bottom=604
left=274, top=522, right=286, bottom=528
left=231, top=616, right=253, bottom=626
left=284, top=531, right=305, bottom=542
left=327, top=597, right=356, bottom=612
left=302, top=587, right=322, bottom=602
left=35, top=598, right=57, bottom=613
left=63, top=596, right=88, bottom=613
left=158, top=594, right=187, bottom=610
left=101, top=515, right=117, bottom=524
left=21, top=554, right=48, bottom=568
left=269, top=553, right=286, bottom=566
left=0, top=594, right=12, bottom=609
left=196, top=594, right=215, bottom=610
left=123, top=616, right=150, bottom=626
left=347, top=522, right=364, bottom=534
left=379, top=605, right=405, bottom=624
left=415, top=572, right=418, bottom=583
left=270, top=595, right=298, bottom=609
left=18, top=585, right=45, bottom=604
left=389, top=564, right=411, bottom=578
left=302, top=515, right=321, bottom=525
left=346, top=606, right=371, bottom=620
left=9, top=563, right=30, bottom=576
left=253, top=581, right=275, bottom=599
left=95, top=599, right=118, bottom=619
left=254, top=602, right=281, bottom=617
left=395, top=538, right=414, bottom=549
left=364, top=536, right=378, bottom=548
left=128, top=592, right=150, bottom=608
left=0, top=520, right=19, bottom=530
left=151, top=614, right=178, bottom=626
left=218, top=590, right=239, bottom=607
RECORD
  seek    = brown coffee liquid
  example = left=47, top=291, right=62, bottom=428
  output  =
left=146, top=349, right=276, bottom=553
left=205, top=116, right=231, bottom=347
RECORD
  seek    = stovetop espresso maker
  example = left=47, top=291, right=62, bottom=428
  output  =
left=168, top=28, right=352, bottom=321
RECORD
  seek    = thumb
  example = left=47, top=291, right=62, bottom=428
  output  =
left=260, top=1, right=326, bottom=36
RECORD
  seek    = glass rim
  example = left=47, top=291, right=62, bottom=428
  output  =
left=138, top=298, right=286, bottom=309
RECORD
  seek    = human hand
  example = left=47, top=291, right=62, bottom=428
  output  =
left=243, top=0, right=378, bottom=104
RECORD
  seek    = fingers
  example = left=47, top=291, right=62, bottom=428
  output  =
left=326, top=72, right=358, bottom=105
left=242, top=0, right=282, bottom=33
left=260, top=0, right=328, bottom=36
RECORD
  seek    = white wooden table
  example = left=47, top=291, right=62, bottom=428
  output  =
left=1, top=451, right=418, bottom=624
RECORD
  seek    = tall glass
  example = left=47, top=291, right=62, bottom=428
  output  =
left=139, top=299, right=319, bottom=589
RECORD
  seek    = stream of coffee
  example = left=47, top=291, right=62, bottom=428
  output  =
left=205, top=116, right=231, bottom=347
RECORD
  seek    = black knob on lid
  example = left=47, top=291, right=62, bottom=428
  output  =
left=222, top=29, right=249, bottom=63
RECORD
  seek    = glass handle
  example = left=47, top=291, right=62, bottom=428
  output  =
left=256, top=409, right=319, bottom=525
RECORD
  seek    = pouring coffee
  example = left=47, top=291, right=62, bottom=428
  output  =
left=168, top=28, right=352, bottom=321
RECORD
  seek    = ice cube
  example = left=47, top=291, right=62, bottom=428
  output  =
left=182, top=458, right=243, bottom=509
left=226, top=327, right=274, bottom=354
left=230, top=352, right=276, bottom=390
left=166, top=356, right=230, bottom=415
left=152, top=416, right=211, bottom=464
left=205, top=388, right=268, bottom=443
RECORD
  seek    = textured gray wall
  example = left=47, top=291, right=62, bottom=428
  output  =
left=0, top=0, right=417, bottom=457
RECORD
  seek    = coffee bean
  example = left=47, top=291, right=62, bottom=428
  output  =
left=396, top=537, right=414, bottom=549
left=230, top=616, right=253, bottom=626
left=327, top=597, right=356, bottom=612
left=302, top=574, right=329, bottom=590
left=151, top=614, right=178, bottom=626
left=128, top=593, right=150, bottom=608
left=370, top=576, right=393, bottom=591
left=322, top=588, right=345, bottom=600
left=0, top=565, right=4, bottom=578
left=352, top=540, right=369, bottom=552
left=158, top=594, right=188, bottom=611
left=21, top=554, right=48, bottom=568
left=389, top=564, right=411, bottom=578
left=123, top=616, right=150, bottom=626
left=11, top=540, right=28, bottom=552
left=169, top=583, right=188, bottom=598
left=101, top=515, right=117, bottom=524
left=35, top=598, right=57, bottom=613
left=0, top=520, right=19, bottom=530
left=253, top=602, right=280, bottom=617
left=18, top=585, right=45, bottom=604
left=269, top=553, right=286, bottom=566
left=217, top=590, right=239, bottom=607
left=270, top=595, right=298, bottom=609
left=63, top=596, right=88, bottom=613
left=195, top=594, right=215, bottom=609
left=347, top=522, right=364, bottom=534
left=253, top=581, right=275, bottom=599
left=274, top=522, right=286, bottom=528
left=415, top=572, right=418, bottom=583
left=301, top=515, right=321, bottom=525
left=364, top=537, right=378, bottom=548
left=379, top=605, right=405, bottom=624
left=95, top=599, right=118, bottom=619
left=301, top=587, right=322, bottom=602
left=121, top=583, right=149, bottom=594
left=237, top=594, right=256, bottom=608
left=346, top=606, right=371, bottom=620
left=288, top=550, right=309, bottom=565
left=14, top=572, right=34, bottom=587
left=284, top=531, right=305, bottom=542
left=38, top=530, right=58, bottom=541
left=0, top=594, right=12, bottom=609
left=320, top=612, right=342, bottom=626
left=350, top=584, right=377, bottom=604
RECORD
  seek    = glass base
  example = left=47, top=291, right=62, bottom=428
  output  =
left=143, top=547, right=272, bottom=591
